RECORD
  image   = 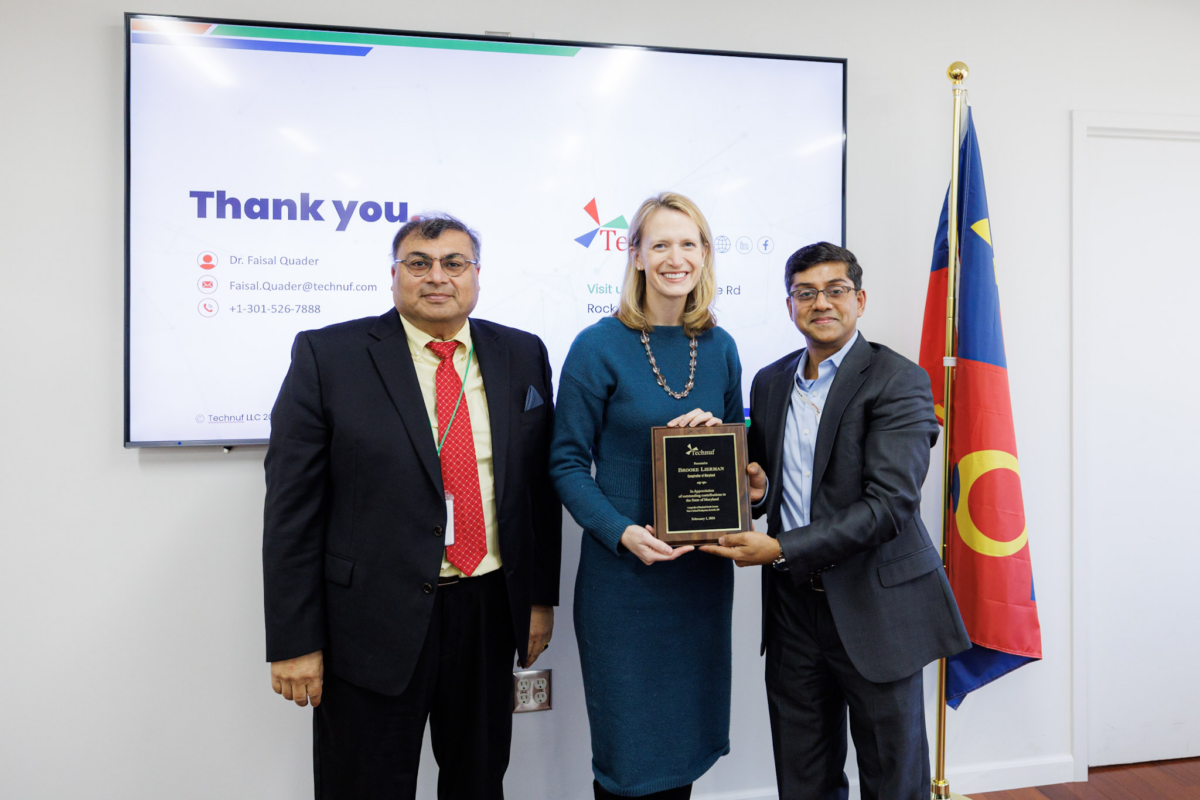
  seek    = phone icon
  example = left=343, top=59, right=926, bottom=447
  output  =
left=198, top=299, right=219, bottom=317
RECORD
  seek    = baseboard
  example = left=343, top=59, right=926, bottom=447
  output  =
left=693, top=754, right=1076, bottom=800
left=692, top=788, right=777, bottom=800
left=948, top=754, right=1076, bottom=796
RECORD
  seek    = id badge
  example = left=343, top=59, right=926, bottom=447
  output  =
left=444, top=492, right=455, bottom=546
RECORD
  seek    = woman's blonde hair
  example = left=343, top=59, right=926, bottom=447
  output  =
left=615, top=192, right=718, bottom=337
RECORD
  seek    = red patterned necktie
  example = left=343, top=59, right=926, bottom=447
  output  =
left=426, top=340, right=487, bottom=575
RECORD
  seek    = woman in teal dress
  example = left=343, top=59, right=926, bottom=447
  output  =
left=550, top=193, right=744, bottom=799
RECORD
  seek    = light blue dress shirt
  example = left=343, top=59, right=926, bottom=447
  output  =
left=779, top=331, right=859, bottom=533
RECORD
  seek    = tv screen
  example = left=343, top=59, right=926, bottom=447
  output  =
left=125, top=14, right=846, bottom=446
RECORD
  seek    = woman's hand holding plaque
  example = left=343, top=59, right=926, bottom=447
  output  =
left=620, top=524, right=694, bottom=565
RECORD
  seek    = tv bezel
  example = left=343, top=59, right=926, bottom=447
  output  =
left=123, top=11, right=848, bottom=447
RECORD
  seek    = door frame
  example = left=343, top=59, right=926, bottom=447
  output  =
left=1070, top=110, right=1200, bottom=779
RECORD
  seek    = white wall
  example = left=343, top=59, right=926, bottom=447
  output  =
left=3, top=1, right=1200, bottom=798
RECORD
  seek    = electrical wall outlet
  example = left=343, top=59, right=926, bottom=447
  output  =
left=513, top=669, right=551, bottom=713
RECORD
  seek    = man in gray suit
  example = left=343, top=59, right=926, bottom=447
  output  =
left=703, top=242, right=970, bottom=800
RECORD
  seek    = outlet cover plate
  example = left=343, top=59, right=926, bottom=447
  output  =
left=513, top=669, right=551, bottom=713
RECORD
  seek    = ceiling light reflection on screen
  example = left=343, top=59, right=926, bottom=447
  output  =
left=279, top=127, right=319, bottom=154
left=137, top=18, right=236, bottom=88
left=593, top=47, right=646, bottom=97
left=796, top=134, right=845, bottom=158
left=172, top=37, right=237, bottom=86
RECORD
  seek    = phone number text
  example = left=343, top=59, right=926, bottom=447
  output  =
left=228, top=304, right=322, bottom=314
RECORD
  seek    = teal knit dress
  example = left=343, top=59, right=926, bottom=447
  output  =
left=550, top=317, right=743, bottom=796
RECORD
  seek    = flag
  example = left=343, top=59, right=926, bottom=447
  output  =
left=919, top=108, right=1042, bottom=708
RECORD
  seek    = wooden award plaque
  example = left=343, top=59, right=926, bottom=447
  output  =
left=651, top=423, right=752, bottom=546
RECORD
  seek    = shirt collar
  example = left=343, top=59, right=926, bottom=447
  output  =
left=797, top=330, right=860, bottom=384
left=400, top=314, right=473, bottom=358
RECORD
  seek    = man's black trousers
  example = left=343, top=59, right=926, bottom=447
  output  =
left=314, top=570, right=516, bottom=800
left=765, top=577, right=930, bottom=800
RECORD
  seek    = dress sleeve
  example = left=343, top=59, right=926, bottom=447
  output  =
left=549, top=348, right=636, bottom=555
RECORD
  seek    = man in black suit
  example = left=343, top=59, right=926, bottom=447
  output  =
left=263, top=214, right=561, bottom=799
left=703, top=243, right=969, bottom=800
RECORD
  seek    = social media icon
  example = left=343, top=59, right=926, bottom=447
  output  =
left=198, top=276, right=217, bottom=294
left=735, top=237, right=753, bottom=254
left=198, top=299, right=219, bottom=317
left=757, top=236, right=774, bottom=254
left=198, top=251, right=217, bottom=269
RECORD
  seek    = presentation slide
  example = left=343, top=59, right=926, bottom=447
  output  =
left=126, top=16, right=845, bottom=445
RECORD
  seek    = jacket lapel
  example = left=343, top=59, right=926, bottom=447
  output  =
left=766, top=351, right=803, bottom=525
left=811, top=334, right=872, bottom=500
left=368, top=309, right=444, bottom=493
left=471, top=319, right=510, bottom=508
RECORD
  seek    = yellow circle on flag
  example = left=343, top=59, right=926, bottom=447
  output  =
left=956, top=450, right=1028, bottom=558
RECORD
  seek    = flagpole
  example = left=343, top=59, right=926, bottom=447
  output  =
left=932, top=60, right=969, bottom=800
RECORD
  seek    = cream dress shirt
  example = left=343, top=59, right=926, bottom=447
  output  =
left=401, top=316, right=501, bottom=578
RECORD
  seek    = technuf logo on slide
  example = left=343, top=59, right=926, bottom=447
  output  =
left=574, top=198, right=629, bottom=251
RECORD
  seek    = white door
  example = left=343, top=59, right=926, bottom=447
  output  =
left=1075, top=115, right=1200, bottom=767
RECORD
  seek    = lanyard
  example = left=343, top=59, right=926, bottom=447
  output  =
left=436, top=343, right=475, bottom=456
left=797, top=388, right=822, bottom=421
left=795, top=373, right=823, bottom=422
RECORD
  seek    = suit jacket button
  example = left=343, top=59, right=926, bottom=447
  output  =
left=433, top=526, right=443, bottom=537
left=421, top=583, right=434, bottom=594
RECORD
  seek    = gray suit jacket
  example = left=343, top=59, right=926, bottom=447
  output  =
left=748, top=334, right=969, bottom=683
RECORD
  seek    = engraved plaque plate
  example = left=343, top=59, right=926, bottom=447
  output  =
left=651, top=424, right=751, bottom=546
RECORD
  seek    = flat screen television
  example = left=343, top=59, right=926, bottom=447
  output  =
left=125, top=13, right=846, bottom=446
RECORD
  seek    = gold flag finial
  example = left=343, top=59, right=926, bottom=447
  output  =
left=947, top=62, right=969, bottom=84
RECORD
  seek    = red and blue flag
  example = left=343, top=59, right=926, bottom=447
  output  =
left=919, top=108, right=1043, bottom=708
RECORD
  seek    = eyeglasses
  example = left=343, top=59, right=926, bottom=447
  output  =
left=788, top=285, right=856, bottom=304
left=393, top=255, right=478, bottom=277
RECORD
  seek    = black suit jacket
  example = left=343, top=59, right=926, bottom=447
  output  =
left=749, top=334, right=969, bottom=683
left=263, top=309, right=561, bottom=696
